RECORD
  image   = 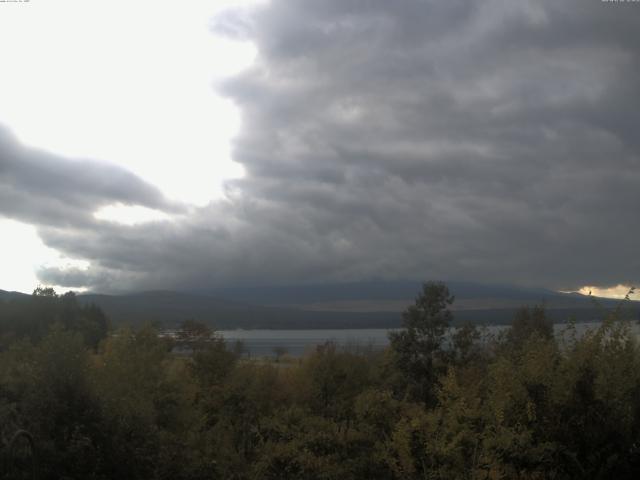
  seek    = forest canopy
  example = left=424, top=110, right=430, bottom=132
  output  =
left=1, top=282, right=639, bottom=479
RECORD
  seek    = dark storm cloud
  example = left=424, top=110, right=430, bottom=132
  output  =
left=17, top=0, right=640, bottom=291
left=0, top=126, right=179, bottom=227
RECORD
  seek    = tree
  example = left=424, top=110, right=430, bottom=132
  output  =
left=451, top=321, right=481, bottom=365
left=273, top=345, right=288, bottom=362
left=507, top=305, right=553, bottom=349
left=388, top=281, right=454, bottom=405
left=32, top=286, right=57, bottom=298
left=176, top=320, right=238, bottom=388
left=0, top=287, right=109, bottom=348
left=8, top=326, right=104, bottom=478
left=176, top=319, right=213, bottom=345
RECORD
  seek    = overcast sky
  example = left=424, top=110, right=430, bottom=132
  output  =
left=1, top=0, right=639, bottom=296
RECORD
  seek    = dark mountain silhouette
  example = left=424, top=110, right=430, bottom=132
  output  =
left=2, top=282, right=636, bottom=329
left=0, top=289, right=30, bottom=301
left=202, top=280, right=562, bottom=305
left=77, top=290, right=397, bottom=329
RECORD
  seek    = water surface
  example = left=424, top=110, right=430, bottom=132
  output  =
left=219, top=321, right=638, bottom=357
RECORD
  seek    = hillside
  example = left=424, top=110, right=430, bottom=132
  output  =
left=77, top=290, right=397, bottom=329
left=80, top=281, right=637, bottom=329
left=3, top=282, right=636, bottom=329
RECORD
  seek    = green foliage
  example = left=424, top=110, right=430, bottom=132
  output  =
left=388, top=281, right=454, bottom=405
left=0, top=288, right=109, bottom=349
left=0, top=326, right=103, bottom=478
left=506, top=304, right=554, bottom=349
left=297, top=342, right=374, bottom=420
left=451, top=321, right=482, bottom=365
left=2, top=282, right=640, bottom=478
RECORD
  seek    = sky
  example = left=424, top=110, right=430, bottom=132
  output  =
left=0, top=0, right=639, bottom=297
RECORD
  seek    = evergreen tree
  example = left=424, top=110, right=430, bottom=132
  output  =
left=388, top=281, right=454, bottom=405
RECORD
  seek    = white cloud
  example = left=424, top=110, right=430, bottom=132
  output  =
left=94, top=203, right=172, bottom=226
left=0, top=0, right=258, bottom=205
left=2, top=0, right=638, bottom=294
left=0, top=218, right=88, bottom=294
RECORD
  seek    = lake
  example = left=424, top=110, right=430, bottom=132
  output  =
left=218, top=328, right=394, bottom=357
left=218, top=321, right=638, bottom=357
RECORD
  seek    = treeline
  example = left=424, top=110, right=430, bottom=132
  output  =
left=0, top=287, right=108, bottom=349
left=1, top=283, right=640, bottom=479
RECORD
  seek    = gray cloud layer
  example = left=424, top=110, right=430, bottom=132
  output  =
left=2, top=0, right=639, bottom=292
left=0, top=128, right=177, bottom=228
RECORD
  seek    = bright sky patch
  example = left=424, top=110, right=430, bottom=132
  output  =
left=94, top=204, right=172, bottom=226
left=0, top=0, right=256, bottom=206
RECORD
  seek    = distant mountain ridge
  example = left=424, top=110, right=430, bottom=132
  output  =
left=201, top=280, right=565, bottom=305
left=0, top=289, right=30, bottom=301
left=2, top=282, right=637, bottom=329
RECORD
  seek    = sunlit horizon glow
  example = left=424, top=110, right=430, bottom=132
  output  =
left=576, top=285, right=637, bottom=300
